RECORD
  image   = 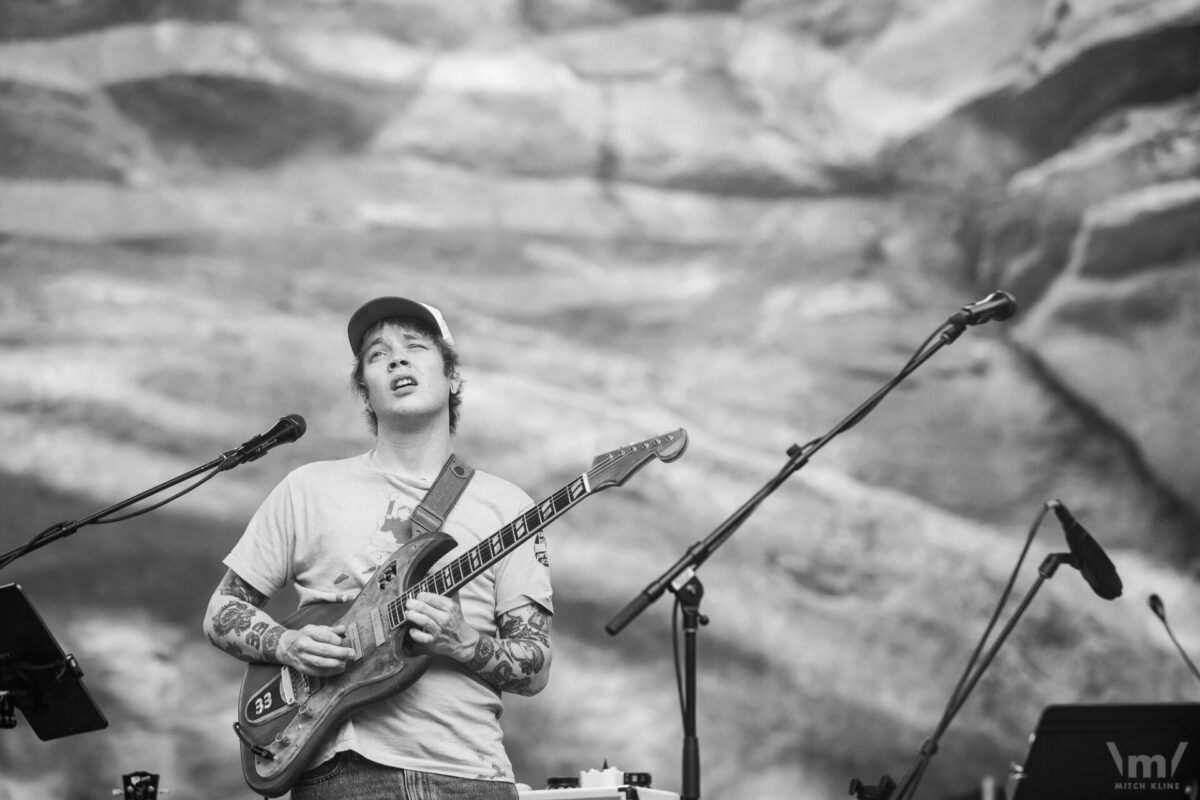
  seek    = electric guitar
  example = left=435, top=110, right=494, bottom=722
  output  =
left=233, top=429, right=688, bottom=797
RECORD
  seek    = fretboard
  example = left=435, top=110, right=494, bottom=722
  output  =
left=384, top=473, right=591, bottom=631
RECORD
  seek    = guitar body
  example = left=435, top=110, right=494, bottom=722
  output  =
left=236, top=531, right=457, bottom=798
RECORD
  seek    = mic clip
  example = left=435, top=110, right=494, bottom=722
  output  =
left=1037, top=551, right=1074, bottom=579
left=946, top=291, right=1018, bottom=330
left=849, top=775, right=897, bottom=800
left=938, top=319, right=969, bottom=345
left=217, top=446, right=256, bottom=472
left=217, top=415, right=306, bottom=472
left=218, top=438, right=281, bottom=471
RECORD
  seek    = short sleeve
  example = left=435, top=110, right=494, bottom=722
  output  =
left=494, top=530, right=553, bottom=618
left=223, top=476, right=297, bottom=598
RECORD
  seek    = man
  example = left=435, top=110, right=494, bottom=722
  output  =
left=204, top=297, right=552, bottom=800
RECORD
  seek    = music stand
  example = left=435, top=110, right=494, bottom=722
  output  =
left=0, top=583, right=107, bottom=740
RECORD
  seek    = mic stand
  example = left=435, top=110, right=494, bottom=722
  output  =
left=606, top=316, right=975, bottom=800
left=0, top=444, right=257, bottom=572
left=678, top=577, right=706, bottom=800
left=879, top=552, right=1077, bottom=800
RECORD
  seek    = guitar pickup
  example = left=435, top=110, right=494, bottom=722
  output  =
left=370, top=608, right=386, bottom=647
left=279, top=667, right=297, bottom=705
left=345, top=623, right=362, bottom=660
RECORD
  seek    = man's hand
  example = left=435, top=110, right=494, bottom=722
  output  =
left=404, top=592, right=479, bottom=661
left=403, top=594, right=553, bottom=695
left=277, top=624, right=356, bottom=677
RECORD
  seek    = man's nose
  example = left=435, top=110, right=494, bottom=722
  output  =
left=388, top=356, right=410, bottom=369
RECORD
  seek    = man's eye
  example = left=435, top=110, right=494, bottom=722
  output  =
left=368, top=351, right=385, bottom=360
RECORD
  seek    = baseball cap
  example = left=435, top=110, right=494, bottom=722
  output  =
left=347, top=297, right=455, bottom=354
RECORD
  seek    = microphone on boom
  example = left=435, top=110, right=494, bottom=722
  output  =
left=949, top=291, right=1018, bottom=326
left=1149, top=593, right=1200, bottom=686
left=218, top=414, right=306, bottom=471
left=1048, top=500, right=1122, bottom=600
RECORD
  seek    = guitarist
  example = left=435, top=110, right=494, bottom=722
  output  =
left=203, top=297, right=554, bottom=800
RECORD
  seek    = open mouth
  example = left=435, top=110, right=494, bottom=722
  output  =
left=390, top=376, right=417, bottom=391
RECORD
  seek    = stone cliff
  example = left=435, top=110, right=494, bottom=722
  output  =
left=0, top=2, right=1197, bottom=799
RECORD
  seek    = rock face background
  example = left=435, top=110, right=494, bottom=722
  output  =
left=1, top=2, right=1198, bottom=799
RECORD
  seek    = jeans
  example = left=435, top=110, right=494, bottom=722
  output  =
left=290, top=752, right=520, bottom=800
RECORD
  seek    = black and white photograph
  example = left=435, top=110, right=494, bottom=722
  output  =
left=1, top=2, right=1198, bottom=799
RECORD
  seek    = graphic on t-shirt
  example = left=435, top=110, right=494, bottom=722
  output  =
left=534, top=532, right=549, bottom=567
left=362, top=495, right=413, bottom=575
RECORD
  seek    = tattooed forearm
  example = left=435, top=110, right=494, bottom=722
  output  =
left=467, top=604, right=552, bottom=696
left=204, top=570, right=286, bottom=664
left=467, top=636, right=496, bottom=672
left=211, top=600, right=256, bottom=637
left=218, top=571, right=269, bottom=607
left=262, top=625, right=283, bottom=657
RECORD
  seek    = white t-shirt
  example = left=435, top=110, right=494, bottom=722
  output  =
left=224, top=452, right=553, bottom=782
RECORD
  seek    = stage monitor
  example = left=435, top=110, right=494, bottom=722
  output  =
left=1008, top=703, right=1199, bottom=800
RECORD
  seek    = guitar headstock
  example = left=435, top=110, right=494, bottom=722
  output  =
left=586, top=428, right=688, bottom=491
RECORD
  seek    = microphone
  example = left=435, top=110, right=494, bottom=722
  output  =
left=949, top=291, right=1018, bottom=326
left=219, top=414, right=306, bottom=471
left=1148, top=593, right=1200, bottom=685
left=1048, top=500, right=1123, bottom=600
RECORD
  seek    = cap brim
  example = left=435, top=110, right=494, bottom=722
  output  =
left=347, top=297, right=454, bottom=354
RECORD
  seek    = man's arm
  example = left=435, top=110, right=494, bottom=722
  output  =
left=466, top=603, right=552, bottom=696
left=204, top=569, right=354, bottom=677
left=404, top=594, right=553, bottom=696
left=203, top=570, right=284, bottom=662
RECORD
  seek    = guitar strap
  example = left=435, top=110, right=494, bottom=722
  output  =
left=408, top=453, right=474, bottom=537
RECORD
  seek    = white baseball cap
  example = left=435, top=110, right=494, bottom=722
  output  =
left=347, top=297, right=454, bottom=354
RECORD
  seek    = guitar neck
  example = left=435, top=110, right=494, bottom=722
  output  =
left=384, top=472, right=592, bottom=629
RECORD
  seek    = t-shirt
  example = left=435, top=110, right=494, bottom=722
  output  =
left=223, top=452, right=553, bottom=782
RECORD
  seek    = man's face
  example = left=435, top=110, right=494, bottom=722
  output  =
left=360, top=322, right=455, bottom=432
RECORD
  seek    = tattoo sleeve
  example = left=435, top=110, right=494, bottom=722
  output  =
left=466, top=603, right=552, bottom=696
left=205, top=570, right=287, bottom=664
